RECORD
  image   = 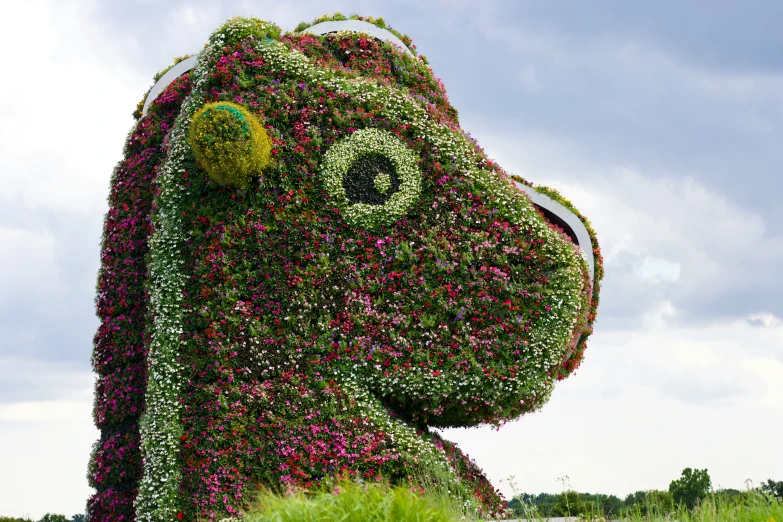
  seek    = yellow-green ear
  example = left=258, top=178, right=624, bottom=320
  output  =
left=188, top=101, right=272, bottom=188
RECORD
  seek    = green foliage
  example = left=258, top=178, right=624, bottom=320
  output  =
left=0, top=514, right=88, bottom=522
left=36, top=515, right=68, bottom=522
left=669, top=467, right=712, bottom=510
left=211, top=17, right=282, bottom=47
left=509, top=491, right=624, bottom=519
left=621, top=489, right=675, bottom=518
left=760, top=479, right=783, bottom=501
left=510, top=486, right=783, bottom=521
left=619, top=487, right=783, bottom=522
left=243, top=480, right=468, bottom=522
left=552, top=490, right=584, bottom=516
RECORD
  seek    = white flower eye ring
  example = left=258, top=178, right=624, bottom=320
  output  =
left=321, top=129, right=422, bottom=228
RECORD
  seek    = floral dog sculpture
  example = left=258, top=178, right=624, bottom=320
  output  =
left=88, top=15, right=603, bottom=522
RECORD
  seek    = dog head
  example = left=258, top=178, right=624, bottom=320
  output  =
left=143, top=15, right=602, bottom=431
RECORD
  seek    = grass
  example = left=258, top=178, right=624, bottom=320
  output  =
left=3, top=482, right=780, bottom=522
left=623, top=490, right=783, bottom=522
left=511, top=488, right=783, bottom=522
left=239, top=479, right=480, bottom=522
left=236, top=483, right=783, bottom=522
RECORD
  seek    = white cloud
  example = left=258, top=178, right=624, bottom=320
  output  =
left=0, top=359, right=96, bottom=519
left=0, top=1, right=139, bottom=514
left=0, top=357, right=95, bottom=403
left=0, top=228, right=64, bottom=301
left=438, top=111, right=783, bottom=496
left=742, top=357, right=783, bottom=408
left=0, top=400, right=93, bottom=423
left=443, top=318, right=783, bottom=499
left=235, top=0, right=312, bottom=31
left=642, top=300, right=677, bottom=329
left=0, top=0, right=146, bottom=216
left=537, top=170, right=774, bottom=277
left=166, top=3, right=222, bottom=48
left=638, top=257, right=681, bottom=283
left=747, top=312, right=781, bottom=328
left=0, top=400, right=98, bottom=519
left=175, top=4, right=204, bottom=26
left=465, top=124, right=783, bottom=325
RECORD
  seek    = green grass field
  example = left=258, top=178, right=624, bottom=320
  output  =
left=2, top=482, right=780, bottom=522
left=233, top=481, right=783, bottom=522
left=241, top=480, right=468, bottom=522
left=511, top=488, right=783, bottom=522
left=239, top=484, right=783, bottom=522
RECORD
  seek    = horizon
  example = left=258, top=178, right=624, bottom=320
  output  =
left=1, top=0, right=781, bottom=519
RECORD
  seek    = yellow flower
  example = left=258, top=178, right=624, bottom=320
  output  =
left=188, top=101, right=272, bottom=188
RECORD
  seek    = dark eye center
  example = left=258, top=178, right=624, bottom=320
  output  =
left=343, top=153, right=401, bottom=205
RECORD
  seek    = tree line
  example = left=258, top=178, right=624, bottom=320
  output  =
left=507, top=469, right=783, bottom=519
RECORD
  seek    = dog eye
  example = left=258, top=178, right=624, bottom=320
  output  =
left=343, top=153, right=400, bottom=205
left=321, top=129, right=421, bottom=228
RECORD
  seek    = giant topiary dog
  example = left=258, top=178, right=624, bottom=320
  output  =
left=89, top=14, right=603, bottom=521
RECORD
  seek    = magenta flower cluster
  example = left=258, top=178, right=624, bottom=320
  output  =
left=88, top=74, right=193, bottom=521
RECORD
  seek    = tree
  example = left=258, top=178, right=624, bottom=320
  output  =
left=508, top=492, right=558, bottom=517
left=624, top=490, right=648, bottom=508
left=646, top=490, right=675, bottom=514
left=37, top=515, right=68, bottom=522
left=669, top=467, right=712, bottom=509
left=597, top=494, right=624, bottom=517
left=622, top=490, right=674, bottom=516
left=552, top=490, right=585, bottom=517
left=69, top=515, right=85, bottom=522
left=760, top=479, right=783, bottom=501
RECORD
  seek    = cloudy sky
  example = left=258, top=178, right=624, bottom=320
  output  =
left=1, top=0, right=782, bottom=518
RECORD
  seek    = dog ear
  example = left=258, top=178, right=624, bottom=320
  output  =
left=188, top=102, right=273, bottom=188
left=141, top=56, right=198, bottom=117
left=301, top=19, right=415, bottom=57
